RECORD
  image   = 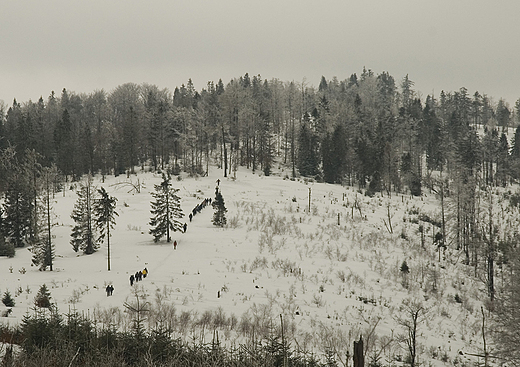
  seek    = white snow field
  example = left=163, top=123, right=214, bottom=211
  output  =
left=1, top=165, right=486, bottom=365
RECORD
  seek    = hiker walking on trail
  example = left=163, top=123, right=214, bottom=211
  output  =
left=183, top=223, right=187, bottom=233
left=173, top=240, right=177, bottom=250
left=135, top=271, right=139, bottom=282
left=143, top=268, right=148, bottom=278
left=130, top=274, right=135, bottom=286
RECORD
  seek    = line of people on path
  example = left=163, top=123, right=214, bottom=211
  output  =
left=188, top=197, right=212, bottom=222
left=129, top=267, right=148, bottom=286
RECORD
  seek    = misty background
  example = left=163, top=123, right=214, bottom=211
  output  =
left=1, top=0, right=519, bottom=104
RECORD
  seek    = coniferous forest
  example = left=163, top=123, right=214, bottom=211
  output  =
left=2, top=70, right=520, bottom=365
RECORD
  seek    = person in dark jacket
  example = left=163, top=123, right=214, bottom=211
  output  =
left=130, top=274, right=135, bottom=286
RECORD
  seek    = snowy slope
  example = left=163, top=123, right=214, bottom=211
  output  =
left=1, top=166, right=485, bottom=365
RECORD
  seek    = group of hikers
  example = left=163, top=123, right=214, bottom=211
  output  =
left=105, top=284, right=114, bottom=296
left=188, top=197, right=212, bottom=222
left=129, top=267, right=148, bottom=286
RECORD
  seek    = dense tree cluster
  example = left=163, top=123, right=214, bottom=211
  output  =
left=0, top=73, right=518, bottom=189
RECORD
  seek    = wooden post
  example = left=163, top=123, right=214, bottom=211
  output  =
left=353, top=336, right=364, bottom=367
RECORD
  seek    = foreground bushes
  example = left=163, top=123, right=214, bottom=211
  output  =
left=1, top=310, right=326, bottom=367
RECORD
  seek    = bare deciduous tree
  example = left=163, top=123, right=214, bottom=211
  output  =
left=395, top=298, right=428, bottom=367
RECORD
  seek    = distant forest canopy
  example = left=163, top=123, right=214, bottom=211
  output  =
left=1, top=70, right=520, bottom=194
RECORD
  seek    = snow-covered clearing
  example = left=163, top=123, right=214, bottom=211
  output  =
left=1, top=166, right=486, bottom=365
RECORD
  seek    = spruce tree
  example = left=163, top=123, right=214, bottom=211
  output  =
left=32, top=165, right=59, bottom=270
left=212, top=188, right=227, bottom=227
left=3, top=163, right=33, bottom=248
left=94, top=187, right=118, bottom=270
left=297, top=114, right=320, bottom=177
left=2, top=290, right=15, bottom=307
left=70, top=174, right=97, bottom=254
left=149, top=173, right=183, bottom=242
left=34, top=284, right=52, bottom=308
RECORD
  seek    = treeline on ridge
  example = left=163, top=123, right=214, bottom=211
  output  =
left=1, top=70, right=519, bottom=191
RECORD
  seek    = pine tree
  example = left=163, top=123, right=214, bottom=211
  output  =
left=297, top=114, right=320, bottom=177
left=2, top=290, right=15, bottom=307
left=149, top=173, right=183, bottom=242
left=34, top=284, right=52, bottom=308
left=70, top=174, right=97, bottom=254
left=32, top=165, right=59, bottom=270
left=212, top=188, right=227, bottom=227
left=54, top=109, right=75, bottom=178
left=94, top=187, right=118, bottom=270
left=3, top=161, right=33, bottom=248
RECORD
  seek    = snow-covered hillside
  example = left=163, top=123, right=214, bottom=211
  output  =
left=1, top=166, right=486, bottom=366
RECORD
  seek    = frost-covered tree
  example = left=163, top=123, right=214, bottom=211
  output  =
left=70, top=174, right=97, bottom=254
left=212, top=188, right=227, bottom=227
left=149, top=173, right=183, bottom=242
left=0, top=230, right=15, bottom=257
left=493, top=248, right=520, bottom=364
left=94, top=187, right=118, bottom=270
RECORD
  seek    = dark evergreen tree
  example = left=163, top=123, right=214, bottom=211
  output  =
left=70, top=174, right=97, bottom=254
left=3, top=160, right=33, bottom=248
left=34, top=284, right=52, bottom=308
left=149, top=173, right=183, bottom=242
left=297, top=114, right=320, bottom=177
left=54, top=109, right=75, bottom=179
left=31, top=165, right=60, bottom=270
left=212, top=188, right=227, bottom=227
left=510, top=125, right=520, bottom=180
left=94, top=187, right=118, bottom=270
left=322, top=124, right=348, bottom=184
left=2, top=290, right=15, bottom=307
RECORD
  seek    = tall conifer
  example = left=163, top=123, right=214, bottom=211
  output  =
left=70, top=174, right=97, bottom=254
left=149, top=173, right=183, bottom=242
left=212, top=188, right=227, bottom=227
left=94, top=187, right=118, bottom=270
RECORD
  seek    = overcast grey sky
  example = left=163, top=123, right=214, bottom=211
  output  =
left=1, top=0, right=519, bottom=106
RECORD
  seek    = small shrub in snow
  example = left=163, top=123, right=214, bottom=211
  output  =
left=454, top=293, right=463, bottom=304
left=312, top=294, right=324, bottom=307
